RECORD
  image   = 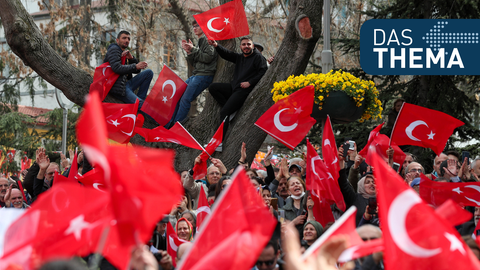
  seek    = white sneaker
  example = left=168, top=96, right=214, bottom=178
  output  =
left=215, top=143, right=223, bottom=152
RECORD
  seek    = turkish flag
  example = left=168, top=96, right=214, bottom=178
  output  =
left=193, top=0, right=249, bottom=40
left=192, top=121, right=224, bottom=180
left=419, top=175, right=480, bottom=208
left=76, top=92, right=185, bottom=266
left=89, top=57, right=126, bottom=101
left=196, top=185, right=211, bottom=233
left=75, top=168, right=107, bottom=192
left=310, top=192, right=335, bottom=228
left=53, top=171, right=77, bottom=185
left=322, top=116, right=340, bottom=184
left=20, top=156, right=31, bottom=171
left=358, top=123, right=384, bottom=157
left=371, top=149, right=480, bottom=270
left=302, top=206, right=384, bottom=263
left=306, top=139, right=346, bottom=211
left=135, top=123, right=203, bottom=150
left=435, top=199, right=473, bottom=227
left=102, top=99, right=139, bottom=144
left=177, top=168, right=277, bottom=270
left=142, top=65, right=187, bottom=126
left=167, top=222, right=189, bottom=267
left=372, top=134, right=406, bottom=167
left=390, top=103, right=464, bottom=155
left=255, top=86, right=316, bottom=150
left=1, top=183, right=112, bottom=267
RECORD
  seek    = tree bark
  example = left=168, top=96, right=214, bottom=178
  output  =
left=0, top=0, right=323, bottom=171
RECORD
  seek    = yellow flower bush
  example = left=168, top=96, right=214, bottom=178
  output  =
left=271, top=70, right=383, bottom=121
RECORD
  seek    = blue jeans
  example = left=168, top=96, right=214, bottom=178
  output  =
left=167, top=75, right=213, bottom=127
left=118, top=69, right=153, bottom=109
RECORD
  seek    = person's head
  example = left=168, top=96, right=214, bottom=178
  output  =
left=472, top=158, right=480, bottom=177
left=215, top=176, right=231, bottom=199
left=10, top=189, right=24, bottom=208
left=410, top=178, right=420, bottom=194
left=156, top=219, right=168, bottom=235
left=357, top=174, right=376, bottom=198
left=46, top=162, right=60, bottom=182
left=287, top=176, right=306, bottom=197
left=434, top=153, right=448, bottom=175
left=180, top=170, right=189, bottom=185
left=245, top=168, right=258, bottom=179
left=176, top=242, right=193, bottom=264
left=116, top=30, right=131, bottom=50
left=257, top=170, right=267, bottom=180
left=182, top=190, right=193, bottom=211
left=405, top=162, right=424, bottom=178
left=303, top=220, right=323, bottom=245
left=250, top=177, right=265, bottom=190
left=181, top=210, right=197, bottom=229
left=255, top=241, right=280, bottom=270
left=393, top=98, right=405, bottom=113
left=176, top=218, right=193, bottom=241
left=192, top=20, right=203, bottom=37
left=207, top=165, right=222, bottom=185
left=356, top=224, right=382, bottom=241
left=475, top=207, right=480, bottom=226
left=254, top=43, right=264, bottom=53
left=403, top=153, right=415, bottom=171
left=288, top=164, right=302, bottom=178
left=262, top=187, right=271, bottom=207
left=446, top=150, right=460, bottom=163
left=0, top=178, right=8, bottom=200
left=277, top=177, right=288, bottom=198
left=240, top=36, right=254, bottom=56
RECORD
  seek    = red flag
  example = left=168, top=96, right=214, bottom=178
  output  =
left=68, top=149, right=79, bottom=181
left=435, top=199, right=473, bottom=227
left=142, top=65, right=187, bottom=126
left=371, top=150, right=480, bottom=270
left=196, top=185, right=211, bottom=233
left=167, top=222, right=189, bottom=267
left=192, top=121, right=224, bottom=180
left=193, top=0, right=249, bottom=41
left=310, top=192, right=335, bottom=228
left=1, top=183, right=112, bottom=267
left=102, top=99, right=139, bottom=144
left=419, top=175, right=480, bottom=207
left=53, top=171, right=76, bottom=185
left=358, top=123, right=384, bottom=157
left=20, top=156, right=31, bottom=171
left=177, top=168, right=277, bottom=270
left=390, top=103, right=464, bottom=155
left=89, top=57, right=126, bottom=101
left=306, top=139, right=346, bottom=211
left=371, top=134, right=406, bottom=166
left=255, top=86, right=316, bottom=150
left=75, top=168, right=107, bottom=192
left=135, top=123, right=203, bottom=150
left=302, top=206, right=384, bottom=263
left=322, top=116, right=340, bottom=183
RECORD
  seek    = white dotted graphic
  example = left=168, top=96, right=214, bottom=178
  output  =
left=422, top=21, right=479, bottom=53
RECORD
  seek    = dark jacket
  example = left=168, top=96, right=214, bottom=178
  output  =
left=282, top=195, right=308, bottom=239
left=338, top=168, right=368, bottom=226
left=187, top=35, right=217, bottom=76
left=103, top=43, right=139, bottom=96
left=215, top=45, right=267, bottom=91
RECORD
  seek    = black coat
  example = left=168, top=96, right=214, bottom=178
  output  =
left=103, top=43, right=139, bottom=96
left=338, top=168, right=368, bottom=226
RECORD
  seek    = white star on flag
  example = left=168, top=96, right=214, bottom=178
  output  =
left=65, top=215, right=91, bottom=241
left=154, top=137, right=161, bottom=141
left=162, top=96, right=168, bottom=103
left=108, top=119, right=120, bottom=127
left=427, top=131, right=436, bottom=140
left=294, top=107, right=303, bottom=114
left=452, top=187, right=463, bottom=194
left=445, top=232, right=466, bottom=255
left=224, top=18, right=230, bottom=24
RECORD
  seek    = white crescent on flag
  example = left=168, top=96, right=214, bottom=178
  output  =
left=274, top=108, right=298, bottom=132
left=207, top=17, right=225, bottom=33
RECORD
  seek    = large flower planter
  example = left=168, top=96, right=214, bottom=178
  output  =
left=310, top=91, right=365, bottom=124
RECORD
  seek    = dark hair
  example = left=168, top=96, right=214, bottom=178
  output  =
left=240, top=35, right=253, bottom=42
left=446, top=150, right=460, bottom=160
left=192, top=19, right=198, bottom=26
left=265, top=241, right=279, bottom=254
left=208, top=183, right=217, bottom=197
left=251, top=176, right=265, bottom=186
left=273, top=167, right=280, bottom=173
left=404, top=152, right=416, bottom=161
left=117, top=30, right=130, bottom=39
left=393, top=98, right=405, bottom=108
left=245, top=168, right=258, bottom=177
left=215, top=176, right=232, bottom=198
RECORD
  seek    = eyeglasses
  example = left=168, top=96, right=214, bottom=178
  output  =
left=256, top=260, right=275, bottom=267
left=409, top=169, right=422, bottom=173
left=193, top=25, right=200, bottom=28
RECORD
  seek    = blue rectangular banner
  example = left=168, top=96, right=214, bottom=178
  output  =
left=360, top=19, right=480, bottom=75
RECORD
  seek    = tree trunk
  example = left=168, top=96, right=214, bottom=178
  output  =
left=0, top=0, right=323, bottom=170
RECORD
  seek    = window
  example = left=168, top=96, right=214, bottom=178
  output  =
left=163, top=33, right=177, bottom=69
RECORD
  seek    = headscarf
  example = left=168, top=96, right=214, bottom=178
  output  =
left=357, top=174, right=376, bottom=199
left=176, top=217, right=194, bottom=242
left=303, top=220, right=324, bottom=240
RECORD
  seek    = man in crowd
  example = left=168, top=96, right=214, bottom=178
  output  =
left=0, top=177, right=8, bottom=207
left=3, top=187, right=29, bottom=209
left=167, top=20, right=217, bottom=127
left=23, top=148, right=59, bottom=200
left=255, top=241, right=282, bottom=270
left=207, top=36, right=268, bottom=149
left=104, top=30, right=153, bottom=108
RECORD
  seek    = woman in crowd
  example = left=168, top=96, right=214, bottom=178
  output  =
left=282, top=176, right=315, bottom=237
left=181, top=210, right=197, bottom=237
left=176, top=217, right=194, bottom=242
left=303, top=220, right=323, bottom=247
left=387, top=98, right=404, bottom=127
